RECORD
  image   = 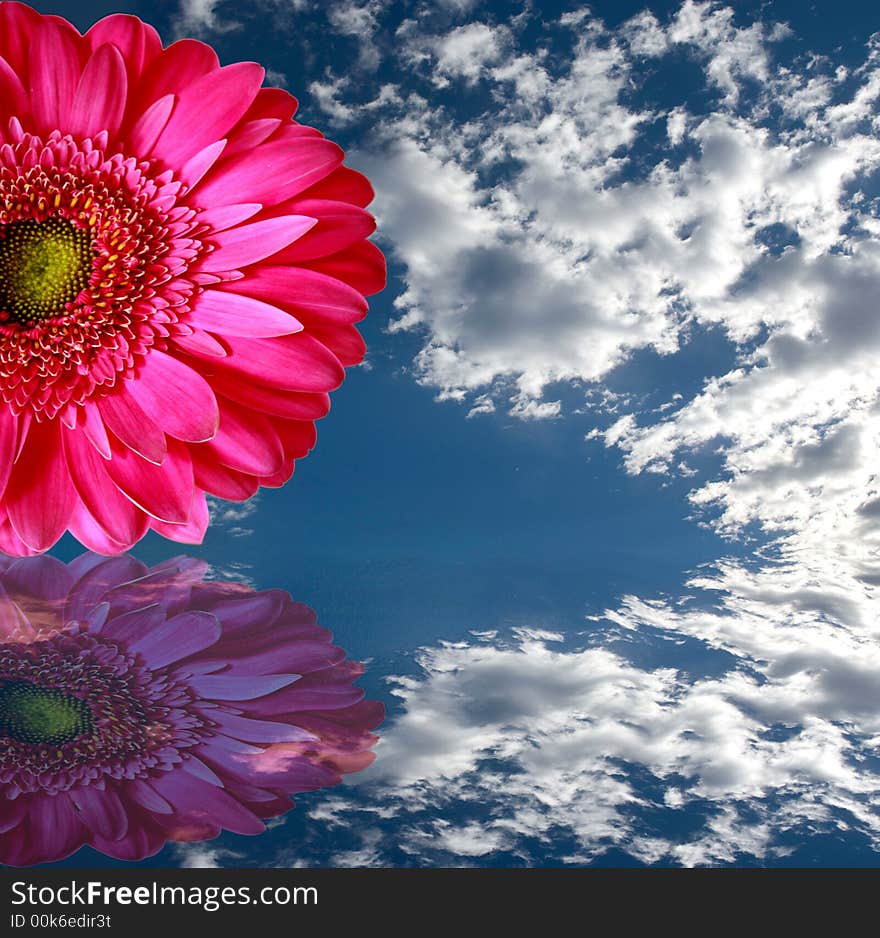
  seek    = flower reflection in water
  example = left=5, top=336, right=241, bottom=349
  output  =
left=0, top=552, right=382, bottom=866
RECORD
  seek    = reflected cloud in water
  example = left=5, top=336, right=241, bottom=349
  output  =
left=293, top=555, right=880, bottom=867
left=0, top=553, right=382, bottom=866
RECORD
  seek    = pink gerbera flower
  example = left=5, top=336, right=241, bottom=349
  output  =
left=0, top=552, right=383, bottom=865
left=0, top=4, right=384, bottom=555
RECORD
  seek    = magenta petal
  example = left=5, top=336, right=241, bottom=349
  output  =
left=86, top=14, right=161, bottom=80
left=126, top=779, right=173, bottom=815
left=68, top=43, right=127, bottom=139
left=4, top=554, right=73, bottom=601
left=6, top=420, right=77, bottom=552
left=16, top=794, right=83, bottom=865
left=104, top=436, right=194, bottom=524
left=98, top=389, right=167, bottom=465
left=150, top=62, right=263, bottom=166
left=124, top=350, right=219, bottom=443
left=188, top=673, right=300, bottom=700
left=194, top=138, right=343, bottom=207
left=150, top=490, right=209, bottom=545
left=69, top=785, right=128, bottom=842
left=64, top=425, right=148, bottom=547
left=0, top=54, right=28, bottom=118
left=222, top=265, right=368, bottom=324
left=199, top=216, right=317, bottom=271
left=127, top=610, right=221, bottom=667
left=209, top=710, right=316, bottom=743
left=188, top=333, right=343, bottom=395
left=126, top=93, right=175, bottom=155
left=29, top=21, right=81, bottom=135
left=189, top=289, right=302, bottom=337
left=202, top=398, right=284, bottom=476
left=79, top=403, right=112, bottom=459
left=100, top=603, right=166, bottom=644
left=150, top=772, right=265, bottom=836
left=0, top=407, right=18, bottom=498
left=67, top=500, right=142, bottom=555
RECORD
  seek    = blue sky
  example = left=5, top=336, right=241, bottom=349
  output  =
left=30, top=0, right=880, bottom=866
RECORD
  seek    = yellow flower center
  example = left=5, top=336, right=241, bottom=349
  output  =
left=0, top=217, right=93, bottom=323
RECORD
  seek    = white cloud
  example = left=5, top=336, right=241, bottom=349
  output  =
left=206, top=494, right=259, bottom=538
left=175, top=844, right=243, bottom=868
left=321, top=573, right=880, bottom=865
left=401, top=22, right=511, bottom=88
left=304, top=2, right=874, bottom=435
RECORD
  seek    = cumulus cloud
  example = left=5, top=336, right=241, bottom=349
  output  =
left=316, top=2, right=879, bottom=433
left=284, top=575, right=880, bottom=866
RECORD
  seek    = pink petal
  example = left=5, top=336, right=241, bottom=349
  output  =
left=203, top=333, right=345, bottom=392
left=29, top=20, right=82, bottom=135
left=171, top=328, right=229, bottom=358
left=63, top=425, right=148, bottom=548
left=298, top=165, right=375, bottom=208
left=150, top=62, right=264, bottom=167
left=6, top=419, right=77, bottom=552
left=199, top=216, right=316, bottom=272
left=150, top=489, right=209, bottom=545
left=200, top=398, right=284, bottom=476
left=67, top=506, right=132, bottom=554
left=271, top=199, right=376, bottom=263
left=0, top=2, right=41, bottom=77
left=126, top=93, right=175, bottom=156
left=305, top=239, right=387, bottom=297
left=237, top=87, right=298, bottom=123
left=86, top=14, right=162, bottom=84
left=79, top=402, right=112, bottom=459
left=0, top=55, right=28, bottom=119
left=134, top=38, right=218, bottom=107
left=310, top=322, right=367, bottom=366
left=191, top=453, right=260, bottom=501
left=192, top=138, right=343, bottom=207
left=207, top=374, right=330, bottom=421
left=0, top=510, right=40, bottom=557
left=68, top=43, right=128, bottom=139
left=104, top=436, right=194, bottom=524
left=125, top=350, right=219, bottom=443
left=180, top=138, right=226, bottom=189
left=260, top=458, right=295, bottom=488
left=195, top=203, right=261, bottom=233
left=188, top=289, right=302, bottom=337
left=274, top=417, right=317, bottom=459
left=98, top=389, right=167, bottom=465
left=222, top=266, right=368, bottom=324
left=223, top=117, right=282, bottom=158
left=0, top=407, right=18, bottom=498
